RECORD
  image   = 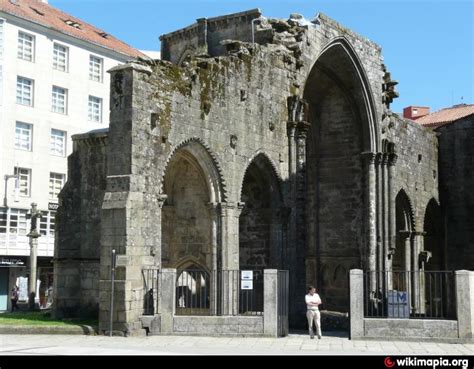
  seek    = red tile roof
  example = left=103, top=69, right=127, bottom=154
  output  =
left=416, top=104, right=474, bottom=128
left=0, top=0, right=144, bottom=58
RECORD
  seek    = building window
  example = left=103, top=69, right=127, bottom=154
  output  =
left=89, top=55, right=103, bottom=82
left=50, top=129, right=66, bottom=157
left=14, top=167, right=31, bottom=197
left=39, top=210, right=56, bottom=236
left=52, top=86, right=67, bottom=114
left=53, top=43, right=68, bottom=72
left=18, top=31, right=34, bottom=62
left=0, top=208, right=28, bottom=235
left=15, top=122, right=32, bottom=151
left=49, top=172, right=65, bottom=200
left=88, top=96, right=102, bottom=122
left=16, top=76, right=34, bottom=106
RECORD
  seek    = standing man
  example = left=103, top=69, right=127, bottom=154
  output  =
left=305, top=285, right=322, bottom=339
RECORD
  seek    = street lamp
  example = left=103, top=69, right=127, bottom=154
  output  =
left=26, top=202, right=42, bottom=310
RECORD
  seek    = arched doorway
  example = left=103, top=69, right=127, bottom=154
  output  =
left=393, top=190, right=414, bottom=293
left=176, top=262, right=211, bottom=315
left=423, top=199, right=444, bottom=271
left=161, top=141, right=223, bottom=272
left=423, top=198, right=451, bottom=317
left=239, top=153, right=283, bottom=313
left=304, top=39, right=377, bottom=311
left=239, top=153, right=283, bottom=270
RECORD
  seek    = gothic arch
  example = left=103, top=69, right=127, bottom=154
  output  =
left=423, top=198, right=444, bottom=271
left=304, top=37, right=379, bottom=152
left=239, top=152, right=284, bottom=271
left=393, top=189, right=415, bottom=276
left=161, top=139, right=224, bottom=270
left=304, top=36, right=376, bottom=312
left=238, top=151, right=283, bottom=203
left=160, top=137, right=227, bottom=202
left=396, top=189, right=415, bottom=232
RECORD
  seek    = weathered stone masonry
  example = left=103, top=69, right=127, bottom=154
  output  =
left=54, top=9, right=440, bottom=333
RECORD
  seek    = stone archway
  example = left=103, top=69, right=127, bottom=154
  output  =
left=423, top=199, right=444, bottom=271
left=304, top=39, right=377, bottom=312
left=239, top=153, right=284, bottom=271
left=393, top=189, right=415, bottom=273
left=161, top=141, right=224, bottom=272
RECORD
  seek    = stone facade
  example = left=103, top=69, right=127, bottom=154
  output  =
left=54, top=10, right=441, bottom=333
left=437, top=116, right=474, bottom=271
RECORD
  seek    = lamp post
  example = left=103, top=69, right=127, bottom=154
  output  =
left=26, top=202, right=42, bottom=310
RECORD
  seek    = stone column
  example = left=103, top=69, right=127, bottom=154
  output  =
left=159, top=268, right=176, bottom=334
left=263, top=269, right=279, bottom=337
left=207, top=202, right=220, bottom=315
left=412, top=231, right=426, bottom=314
left=349, top=269, right=364, bottom=339
left=382, top=154, right=389, bottom=278
left=375, top=153, right=384, bottom=289
left=219, top=202, right=243, bottom=315
left=455, top=270, right=474, bottom=339
left=388, top=153, right=398, bottom=259
left=295, top=121, right=310, bottom=297
left=362, top=152, right=377, bottom=295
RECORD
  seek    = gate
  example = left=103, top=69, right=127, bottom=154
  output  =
left=277, top=270, right=289, bottom=337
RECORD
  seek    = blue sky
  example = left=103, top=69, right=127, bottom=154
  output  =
left=49, top=0, right=473, bottom=113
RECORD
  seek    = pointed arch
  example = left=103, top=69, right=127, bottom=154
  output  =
left=160, top=137, right=227, bottom=202
left=396, top=189, right=415, bottom=232
left=239, top=152, right=284, bottom=271
left=423, top=198, right=444, bottom=271
left=238, top=151, right=283, bottom=204
left=304, top=37, right=375, bottom=312
left=304, top=37, right=379, bottom=152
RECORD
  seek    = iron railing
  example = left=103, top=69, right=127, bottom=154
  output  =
left=142, top=267, right=160, bottom=316
left=363, top=270, right=456, bottom=319
left=175, top=269, right=264, bottom=316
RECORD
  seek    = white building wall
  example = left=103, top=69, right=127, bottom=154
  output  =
left=0, top=14, right=133, bottom=258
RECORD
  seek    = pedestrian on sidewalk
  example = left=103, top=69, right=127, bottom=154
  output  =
left=305, top=285, right=322, bottom=339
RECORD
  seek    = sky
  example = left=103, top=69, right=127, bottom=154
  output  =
left=49, top=0, right=473, bottom=113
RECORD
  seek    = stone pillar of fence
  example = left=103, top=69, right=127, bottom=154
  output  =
left=350, top=269, right=364, bottom=339
left=160, top=268, right=176, bottom=334
left=456, top=270, right=474, bottom=339
left=264, top=269, right=279, bottom=337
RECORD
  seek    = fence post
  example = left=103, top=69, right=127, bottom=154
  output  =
left=264, top=269, right=278, bottom=337
left=350, top=269, right=364, bottom=339
left=455, top=270, right=474, bottom=339
left=160, top=268, right=176, bottom=334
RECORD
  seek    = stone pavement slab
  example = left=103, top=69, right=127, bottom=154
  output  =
left=0, top=333, right=473, bottom=356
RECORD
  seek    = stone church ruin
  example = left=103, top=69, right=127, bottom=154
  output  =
left=53, top=9, right=469, bottom=337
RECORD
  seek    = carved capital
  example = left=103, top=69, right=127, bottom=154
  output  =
left=374, top=152, right=383, bottom=166
left=388, top=153, right=398, bottom=166
left=296, top=121, right=310, bottom=139
left=287, top=121, right=297, bottom=137
left=361, top=151, right=377, bottom=165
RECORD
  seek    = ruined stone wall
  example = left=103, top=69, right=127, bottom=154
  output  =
left=160, top=9, right=261, bottom=64
left=388, top=115, right=439, bottom=230
left=55, top=11, right=444, bottom=332
left=53, top=131, right=108, bottom=318
left=437, top=117, right=474, bottom=270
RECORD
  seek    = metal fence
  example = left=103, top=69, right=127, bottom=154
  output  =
left=142, top=267, right=160, bottom=316
left=363, top=270, right=456, bottom=319
left=175, top=269, right=264, bottom=316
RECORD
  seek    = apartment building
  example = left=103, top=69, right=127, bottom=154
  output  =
left=0, top=0, right=143, bottom=310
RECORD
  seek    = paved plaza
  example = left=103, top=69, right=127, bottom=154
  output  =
left=0, top=333, right=473, bottom=355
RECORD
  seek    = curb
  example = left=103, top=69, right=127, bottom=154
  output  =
left=0, top=325, right=97, bottom=335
